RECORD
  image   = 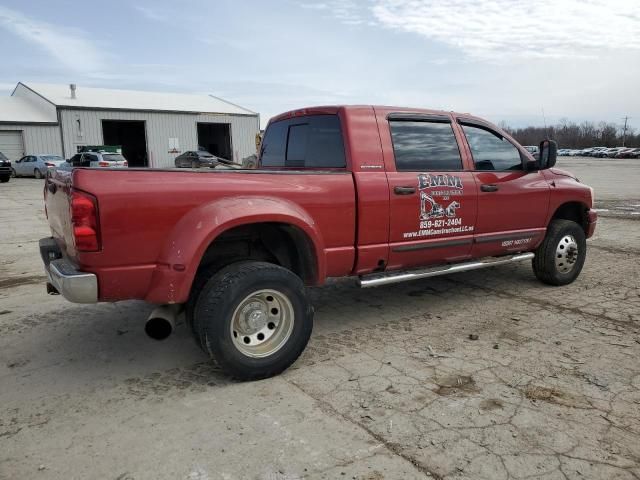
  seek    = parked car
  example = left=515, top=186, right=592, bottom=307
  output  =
left=615, top=147, right=640, bottom=158
left=523, top=145, right=539, bottom=159
left=175, top=150, right=227, bottom=168
left=41, top=105, right=596, bottom=380
left=68, top=151, right=128, bottom=168
left=605, top=147, right=625, bottom=158
left=592, top=147, right=619, bottom=158
left=0, top=152, right=11, bottom=183
left=10, top=154, right=66, bottom=178
left=579, top=148, right=595, bottom=156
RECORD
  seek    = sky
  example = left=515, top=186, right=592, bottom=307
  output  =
left=0, top=0, right=639, bottom=129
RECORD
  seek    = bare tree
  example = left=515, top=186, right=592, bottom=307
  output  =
left=504, top=119, right=639, bottom=148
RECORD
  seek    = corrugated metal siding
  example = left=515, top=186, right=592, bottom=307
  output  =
left=59, top=109, right=259, bottom=168
left=0, top=124, right=62, bottom=157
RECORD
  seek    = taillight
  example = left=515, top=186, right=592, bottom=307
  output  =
left=45, top=162, right=55, bottom=167
left=98, top=161, right=110, bottom=167
left=123, top=161, right=128, bottom=167
left=71, top=190, right=100, bottom=251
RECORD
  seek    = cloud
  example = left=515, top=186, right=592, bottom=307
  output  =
left=316, top=0, right=640, bottom=60
left=133, top=5, right=169, bottom=22
left=302, top=0, right=366, bottom=25
left=0, top=6, right=105, bottom=71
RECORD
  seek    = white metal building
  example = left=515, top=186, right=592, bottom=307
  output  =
left=0, top=82, right=260, bottom=168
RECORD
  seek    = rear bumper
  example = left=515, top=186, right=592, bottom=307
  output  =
left=586, top=210, right=597, bottom=238
left=39, top=237, right=98, bottom=303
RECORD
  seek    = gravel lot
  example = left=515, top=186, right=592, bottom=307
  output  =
left=1, top=158, right=639, bottom=480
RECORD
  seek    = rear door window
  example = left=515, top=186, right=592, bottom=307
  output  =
left=389, top=120, right=463, bottom=171
left=260, top=114, right=346, bottom=168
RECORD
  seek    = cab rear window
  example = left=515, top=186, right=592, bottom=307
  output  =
left=260, top=114, right=346, bottom=168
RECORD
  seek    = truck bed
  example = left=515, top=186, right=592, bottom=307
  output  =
left=45, top=168, right=357, bottom=302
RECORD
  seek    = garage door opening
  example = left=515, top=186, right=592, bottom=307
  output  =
left=102, top=120, right=148, bottom=167
left=0, top=130, right=25, bottom=162
left=197, top=123, right=232, bottom=161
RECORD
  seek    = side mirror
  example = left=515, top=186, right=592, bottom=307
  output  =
left=525, top=159, right=538, bottom=172
left=539, top=139, right=557, bottom=169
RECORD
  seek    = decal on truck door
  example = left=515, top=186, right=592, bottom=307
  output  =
left=403, top=174, right=474, bottom=239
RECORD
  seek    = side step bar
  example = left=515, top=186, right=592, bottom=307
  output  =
left=358, top=252, right=535, bottom=288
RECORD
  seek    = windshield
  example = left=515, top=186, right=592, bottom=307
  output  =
left=102, top=154, right=126, bottom=162
left=42, top=155, right=64, bottom=162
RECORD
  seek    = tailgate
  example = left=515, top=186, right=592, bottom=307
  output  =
left=44, top=168, right=76, bottom=259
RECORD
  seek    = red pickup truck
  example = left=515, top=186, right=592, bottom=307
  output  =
left=41, top=106, right=596, bottom=379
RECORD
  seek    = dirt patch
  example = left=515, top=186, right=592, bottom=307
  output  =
left=499, top=330, right=531, bottom=344
left=0, top=275, right=46, bottom=289
left=523, top=385, right=591, bottom=409
left=359, top=472, right=384, bottom=480
left=479, top=398, right=504, bottom=411
left=435, top=374, right=478, bottom=396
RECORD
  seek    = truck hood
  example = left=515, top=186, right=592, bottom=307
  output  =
left=549, top=167, right=579, bottom=181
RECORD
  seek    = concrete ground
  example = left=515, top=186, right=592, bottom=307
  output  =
left=1, top=158, right=639, bottom=480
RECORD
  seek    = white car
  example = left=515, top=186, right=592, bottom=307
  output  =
left=69, top=151, right=128, bottom=168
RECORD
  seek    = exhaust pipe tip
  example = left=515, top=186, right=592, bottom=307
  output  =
left=145, top=305, right=182, bottom=341
left=145, top=317, right=174, bottom=340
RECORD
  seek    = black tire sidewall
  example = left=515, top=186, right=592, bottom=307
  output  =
left=195, top=262, right=313, bottom=379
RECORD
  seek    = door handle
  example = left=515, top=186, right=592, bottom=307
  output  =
left=480, top=184, right=499, bottom=192
left=394, top=186, right=416, bottom=195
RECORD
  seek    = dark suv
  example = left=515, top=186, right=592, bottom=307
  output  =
left=0, top=152, right=11, bottom=183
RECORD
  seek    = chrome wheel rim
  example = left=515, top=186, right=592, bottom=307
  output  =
left=555, top=234, right=579, bottom=273
left=230, top=289, right=294, bottom=358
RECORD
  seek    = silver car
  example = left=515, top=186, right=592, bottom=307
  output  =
left=11, top=154, right=66, bottom=179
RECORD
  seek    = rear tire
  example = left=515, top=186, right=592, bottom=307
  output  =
left=532, top=219, right=586, bottom=286
left=193, top=261, right=313, bottom=380
left=191, top=161, right=198, bottom=169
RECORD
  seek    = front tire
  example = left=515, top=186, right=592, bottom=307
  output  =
left=193, top=261, right=313, bottom=380
left=10, top=168, right=16, bottom=178
left=0, top=175, right=9, bottom=183
left=532, top=219, right=586, bottom=286
left=34, top=168, right=43, bottom=179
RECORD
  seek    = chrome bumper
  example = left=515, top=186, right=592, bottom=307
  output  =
left=39, top=238, right=98, bottom=303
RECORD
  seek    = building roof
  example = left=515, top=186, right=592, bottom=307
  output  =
left=0, top=96, right=58, bottom=123
left=15, top=82, right=257, bottom=116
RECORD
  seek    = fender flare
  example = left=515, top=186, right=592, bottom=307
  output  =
left=149, top=196, right=325, bottom=303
